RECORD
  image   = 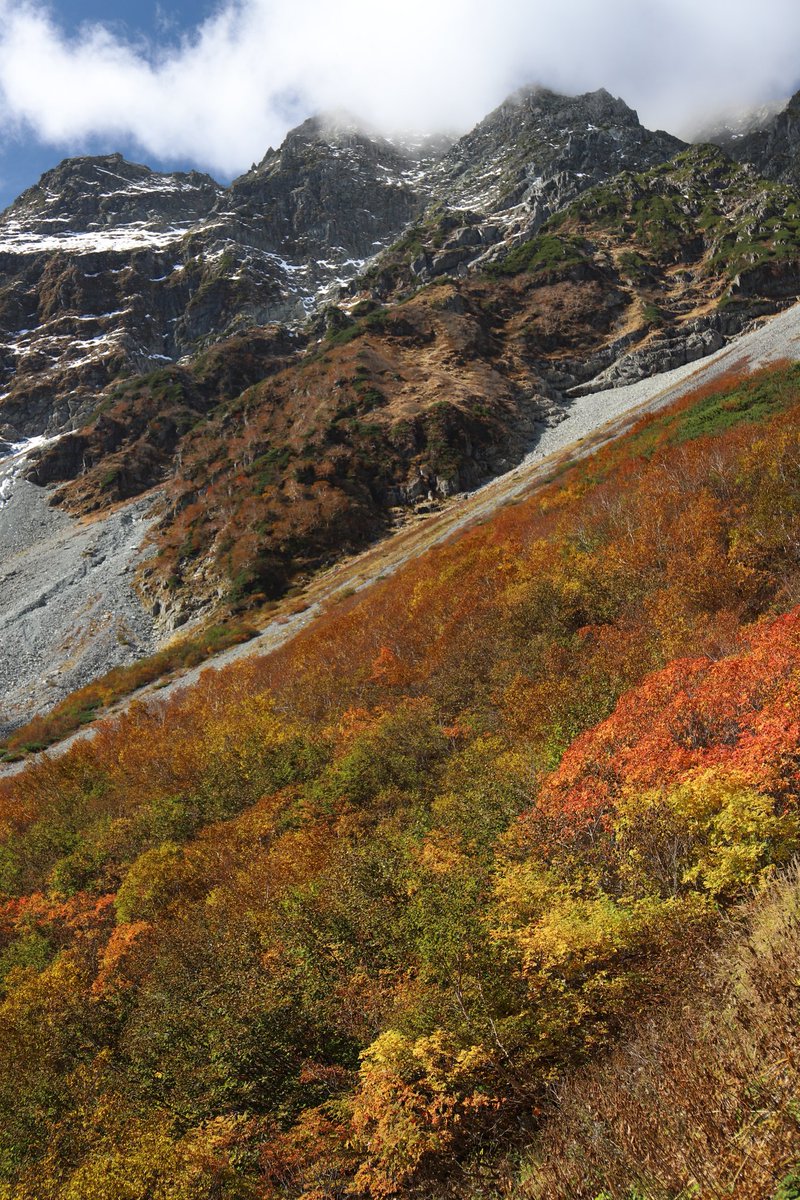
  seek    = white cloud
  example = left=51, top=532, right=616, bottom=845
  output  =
left=0, top=0, right=798, bottom=178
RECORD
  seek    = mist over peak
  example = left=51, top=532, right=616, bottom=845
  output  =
left=0, top=0, right=797, bottom=185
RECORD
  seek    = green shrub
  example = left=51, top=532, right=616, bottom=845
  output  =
left=776, top=1170, right=800, bottom=1200
left=114, top=843, right=195, bottom=924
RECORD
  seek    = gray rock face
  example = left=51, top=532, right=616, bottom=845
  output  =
left=0, top=121, right=443, bottom=441
left=433, top=87, right=685, bottom=224
left=1, top=153, right=222, bottom=236
left=0, top=156, right=223, bottom=437
left=0, top=466, right=159, bottom=738
left=383, top=87, right=687, bottom=285
left=723, top=91, right=800, bottom=186
left=569, top=316, right=737, bottom=396
left=224, top=116, right=434, bottom=264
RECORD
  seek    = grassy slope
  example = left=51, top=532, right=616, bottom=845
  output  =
left=0, top=618, right=258, bottom=760
left=519, top=865, right=800, bottom=1199
left=1, top=363, right=800, bottom=1196
left=492, top=144, right=800, bottom=294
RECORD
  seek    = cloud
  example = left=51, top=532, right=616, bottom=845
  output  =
left=0, top=0, right=798, bottom=178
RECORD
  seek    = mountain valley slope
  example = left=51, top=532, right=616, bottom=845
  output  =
left=4, top=79, right=800, bottom=1200
left=4, top=295, right=800, bottom=764
left=3, top=340, right=800, bottom=1197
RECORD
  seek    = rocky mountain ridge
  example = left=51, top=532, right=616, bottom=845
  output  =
left=725, top=89, right=800, bottom=185
left=4, top=84, right=800, bottom=451
left=0, top=122, right=440, bottom=442
left=402, top=86, right=686, bottom=284
left=0, top=88, right=686, bottom=445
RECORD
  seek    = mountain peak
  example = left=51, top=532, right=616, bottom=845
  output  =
left=719, top=87, right=800, bottom=186
left=495, top=83, right=638, bottom=125
left=1, top=151, right=222, bottom=233
left=14, top=151, right=218, bottom=199
left=248, top=109, right=446, bottom=180
left=424, top=84, right=685, bottom=240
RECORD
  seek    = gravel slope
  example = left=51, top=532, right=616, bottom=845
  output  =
left=530, top=301, right=800, bottom=459
left=0, top=463, right=159, bottom=738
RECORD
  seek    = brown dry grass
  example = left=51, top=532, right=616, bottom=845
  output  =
left=516, top=866, right=800, bottom=1200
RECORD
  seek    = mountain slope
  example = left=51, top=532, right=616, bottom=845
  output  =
left=4, top=83, right=800, bottom=1196
left=27, top=144, right=800, bottom=630
left=5, top=297, right=800, bottom=763
left=0, top=125, right=439, bottom=443
left=410, top=85, right=686, bottom=280
left=5, top=88, right=800, bottom=735
left=2, top=355, right=800, bottom=1196
left=361, top=86, right=685, bottom=293
left=0, top=88, right=683, bottom=446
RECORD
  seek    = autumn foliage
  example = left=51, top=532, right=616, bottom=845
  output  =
left=1, top=364, right=800, bottom=1196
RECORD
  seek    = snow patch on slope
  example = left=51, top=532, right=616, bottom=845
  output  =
left=0, top=221, right=192, bottom=255
left=0, top=434, right=62, bottom=507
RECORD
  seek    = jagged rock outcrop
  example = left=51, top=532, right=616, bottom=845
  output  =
left=723, top=90, right=800, bottom=187
left=0, top=155, right=222, bottom=437
left=361, top=89, right=687, bottom=294
left=0, top=123, right=442, bottom=441
left=383, top=88, right=687, bottom=285
left=434, top=86, right=685, bottom=224
left=570, top=315, right=735, bottom=395
left=224, top=116, right=437, bottom=266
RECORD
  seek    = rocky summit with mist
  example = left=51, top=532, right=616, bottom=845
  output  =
left=0, top=125, right=437, bottom=441
left=0, top=88, right=683, bottom=445
left=4, top=83, right=800, bottom=733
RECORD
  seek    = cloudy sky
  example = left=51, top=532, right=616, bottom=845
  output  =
left=0, top=0, right=799, bottom=208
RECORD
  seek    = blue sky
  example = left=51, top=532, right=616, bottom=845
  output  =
left=0, top=1, right=223, bottom=208
left=0, top=0, right=799, bottom=213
